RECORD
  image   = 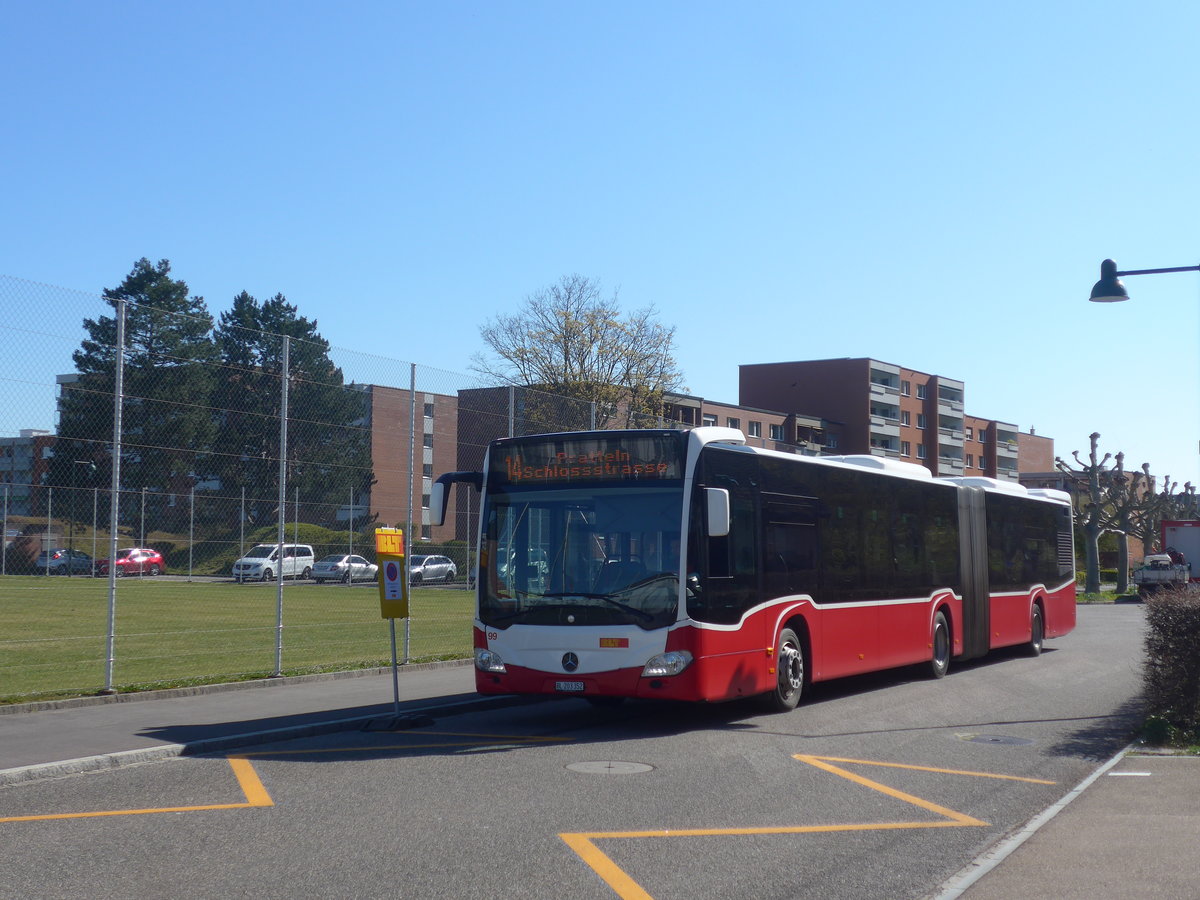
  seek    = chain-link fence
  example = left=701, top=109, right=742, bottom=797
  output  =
left=0, top=272, right=678, bottom=702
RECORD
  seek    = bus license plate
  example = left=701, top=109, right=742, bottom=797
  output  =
left=555, top=681, right=585, bottom=692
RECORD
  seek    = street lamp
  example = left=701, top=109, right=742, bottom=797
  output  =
left=1089, top=258, right=1200, bottom=303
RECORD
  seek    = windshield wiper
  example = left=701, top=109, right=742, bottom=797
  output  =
left=539, top=591, right=653, bottom=621
left=488, top=602, right=578, bottom=623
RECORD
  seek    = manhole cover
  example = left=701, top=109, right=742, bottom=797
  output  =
left=567, top=761, right=655, bottom=775
left=957, top=733, right=1034, bottom=746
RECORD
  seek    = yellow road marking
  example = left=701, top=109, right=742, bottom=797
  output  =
left=0, top=755, right=273, bottom=823
left=799, top=755, right=1056, bottom=784
left=1, top=731, right=562, bottom=824
left=561, top=754, right=1057, bottom=900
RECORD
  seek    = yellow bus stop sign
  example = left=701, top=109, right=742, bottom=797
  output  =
left=375, top=527, right=408, bottom=619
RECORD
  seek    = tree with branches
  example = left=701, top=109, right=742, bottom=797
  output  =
left=1056, top=432, right=1110, bottom=594
left=472, top=274, right=684, bottom=432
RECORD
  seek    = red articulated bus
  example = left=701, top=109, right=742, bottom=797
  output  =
left=433, top=427, right=1075, bottom=712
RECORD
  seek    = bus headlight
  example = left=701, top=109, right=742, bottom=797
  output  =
left=642, top=650, right=693, bottom=678
left=474, top=648, right=507, bottom=673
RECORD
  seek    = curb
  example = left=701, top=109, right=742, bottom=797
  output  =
left=0, top=691, right=546, bottom=788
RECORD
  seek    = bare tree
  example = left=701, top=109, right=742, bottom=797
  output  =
left=1056, top=432, right=1111, bottom=594
left=473, top=274, right=684, bottom=431
left=1101, top=452, right=1145, bottom=594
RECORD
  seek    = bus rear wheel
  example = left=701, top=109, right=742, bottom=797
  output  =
left=765, top=627, right=806, bottom=712
left=929, top=611, right=950, bottom=679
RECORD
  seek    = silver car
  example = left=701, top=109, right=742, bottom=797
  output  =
left=409, top=554, right=457, bottom=584
left=312, top=554, right=378, bottom=584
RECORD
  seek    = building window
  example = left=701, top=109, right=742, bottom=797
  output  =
left=901, top=411, right=910, bottom=426
left=422, top=493, right=431, bottom=509
left=901, top=441, right=911, bottom=457
left=726, top=417, right=740, bottom=429
left=966, top=453, right=974, bottom=468
left=916, top=443, right=926, bottom=459
left=965, top=426, right=973, bottom=440
left=423, top=463, right=433, bottom=477
left=916, top=414, right=926, bottom=429
left=421, top=525, right=432, bottom=540
left=901, top=380, right=910, bottom=396
left=916, top=384, right=927, bottom=399
left=748, top=421, right=762, bottom=438
left=769, top=424, right=784, bottom=441
left=422, top=433, right=434, bottom=448
left=423, top=402, right=434, bottom=418
left=979, top=430, right=987, bottom=443
left=825, top=433, right=839, bottom=449
left=702, top=414, right=717, bottom=427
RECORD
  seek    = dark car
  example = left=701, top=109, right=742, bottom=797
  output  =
left=34, top=548, right=94, bottom=575
left=409, top=554, right=457, bottom=584
left=95, top=547, right=165, bottom=577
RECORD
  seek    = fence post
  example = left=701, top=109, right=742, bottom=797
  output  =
left=274, top=336, right=289, bottom=677
left=104, top=297, right=126, bottom=694
left=188, top=486, right=195, bottom=581
left=406, top=364, right=416, bottom=663
left=45, top=487, right=52, bottom=575
left=2, top=486, right=7, bottom=577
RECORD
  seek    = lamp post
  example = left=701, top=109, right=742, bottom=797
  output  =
left=1088, top=258, right=1200, bottom=303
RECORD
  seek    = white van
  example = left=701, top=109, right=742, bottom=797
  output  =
left=232, top=543, right=315, bottom=582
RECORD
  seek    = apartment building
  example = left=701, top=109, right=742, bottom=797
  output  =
left=0, top=429, right=55, bottom=516
left=366, top=385, right=459, bottom=543
left=738, top=358, right=1024, bottom=481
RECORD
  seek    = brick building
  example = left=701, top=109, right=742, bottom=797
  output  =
left=738, top=358, right=1024, bottom=480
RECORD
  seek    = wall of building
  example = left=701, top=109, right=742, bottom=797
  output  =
left=368, top=385, right=458, bottom=544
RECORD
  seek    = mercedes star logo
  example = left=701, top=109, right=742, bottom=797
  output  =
left=562, top=652, right=579, bottom=672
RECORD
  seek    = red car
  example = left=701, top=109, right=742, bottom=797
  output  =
left=95, top=547, right=165, bottom=577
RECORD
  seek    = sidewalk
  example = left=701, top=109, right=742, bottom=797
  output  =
left=0, top=661, right=514, bottom=785
left=942, top=750, right=1200, bottom=899
left=3, top=668, right=1198, bottom=899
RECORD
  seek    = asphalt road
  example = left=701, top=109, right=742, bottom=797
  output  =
left=0, top=604, right=1146, bottom=900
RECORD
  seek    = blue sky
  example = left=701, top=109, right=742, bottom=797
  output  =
left=3, top=1, right=1199, bottom=488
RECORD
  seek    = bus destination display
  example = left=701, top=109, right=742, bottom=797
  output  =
left=492, top=434, right=683, bottom=484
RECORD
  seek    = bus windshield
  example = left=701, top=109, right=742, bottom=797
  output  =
left=480, top=485, right=684, bottom=631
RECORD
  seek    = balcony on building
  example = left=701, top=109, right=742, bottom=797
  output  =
left=937, top=413, right=964, bottom=448
left=663, top=392, right=702, bottom=427
left=869, top=434, right=901, bottom=458
left=791, top=413, right=826, bottom=455
left=936, top=379, right=965, bottom=414
left=868, top=362, right=902, bottom=398
left=995, top=422, right=1019, bottom=459
left=938, top=444, right=965, bottom=474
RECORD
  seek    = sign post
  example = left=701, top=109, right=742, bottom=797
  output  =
left=375, top=527, right=408, bottom=717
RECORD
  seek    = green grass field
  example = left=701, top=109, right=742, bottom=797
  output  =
left=0, top=576, right=474, bottom=704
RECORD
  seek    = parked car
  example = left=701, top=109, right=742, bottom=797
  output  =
left=232, top=543, right=315, bottom=582
left=95, top=547, right=165, bottom=577
left=34, top=548, right=94, bottom=575
left=409, top=554, right=457, bottom=584
left=312, top=554, right=378, bottom=584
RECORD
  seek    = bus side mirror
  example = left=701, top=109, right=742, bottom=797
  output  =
left=705, top=487, right=730, bottom=537
left=431, top=471, right=484, bottom=527
left=430, top=482, right=449, bottom=527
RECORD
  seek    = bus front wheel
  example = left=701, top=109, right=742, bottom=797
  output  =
left=929, top=611, right=950, bottom=679
left=1027, top=605, right=1045, bottom=657
left=765, top=627, right=806, bottom=712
